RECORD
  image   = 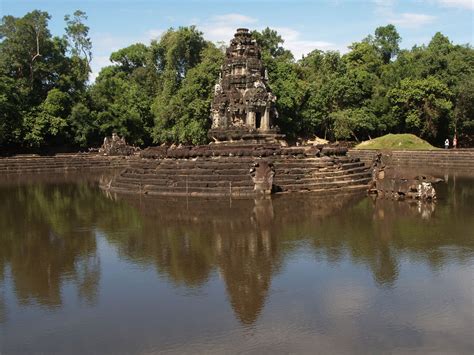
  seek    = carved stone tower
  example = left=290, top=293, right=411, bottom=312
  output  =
left=208, top=28, right=281, bottom=143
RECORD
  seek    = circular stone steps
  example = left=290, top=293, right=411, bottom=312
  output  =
left=0, top=154, right=130, bottom=173
left=106, top=154, right=372, bottom=196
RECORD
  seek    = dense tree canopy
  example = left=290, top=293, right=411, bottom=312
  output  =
left=1, top=10, right=473, bottom=151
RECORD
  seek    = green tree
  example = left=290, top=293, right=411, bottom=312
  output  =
left=151, top=26, right=213, bottom=143
left=0, top=75, right=22, bottom=145
left=299, top=50, right=346, bottom=139
left=110, top=43, right=148, bottom=74
left=0, top=11, right=55, bottom=102
left=373, top=24, right=401, bottom=64
left=389, top=77, right=452, bottom=142
left=68, top=102, right=97, bottom=147
left=90, top=70, right=153, bottom=145
left=64, top=10, right=92, bottom=89
left=454, top=73, right=474, bottom=146
left=23, top=88, right=70, bottom=146
left=251, top=27, right=293, bottom=61
left=331, top=108, right=378, bottom=141
left=151, top=45, right=223, bottom=144
left=0, top=10, right=92, bottom=149
left=64, top=10, right=92, bottom=65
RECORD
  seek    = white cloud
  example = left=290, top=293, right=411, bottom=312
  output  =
left=195, top=13, right=346, bottom=60
left=273, top=26, right=346, bottom=59
left=92, top=29, right=163, bottom=53
left=373, top=0, right=396, bottom=17
left=372, top=0, right=437, bottom=29
left=90, top=55, right=111, bottom=82
left=212, top=13, right=258, bottom=24
left=89, top=12, right=348, bottom=81
left=389, top=13, right=437, bottom=28
left=145, top=29, right=164, bottom=42
left=89, top=28, right=163, bottom=82
left=197, top=13, right=258, bottom=43
left=436, top=0, right=474, bottom=10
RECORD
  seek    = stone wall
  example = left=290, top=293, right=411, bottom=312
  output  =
left=0, top=153, right=132, bottom=174
left=0, top=149, right=373, bottom=198
left=348, top=149, right=474, bottom=171
left=104, top=153, right=372, bottom=197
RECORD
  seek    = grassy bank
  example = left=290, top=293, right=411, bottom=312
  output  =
left=355, top=134, right=437, bottom=150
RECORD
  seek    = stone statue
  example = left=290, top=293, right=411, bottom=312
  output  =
left=99, top=133, right=137, bottom=156
left=211, top=109, right=221, bottom=129
left=254, top=80, right=265, bottom=89
left=250, top=161, right=275, bottom=194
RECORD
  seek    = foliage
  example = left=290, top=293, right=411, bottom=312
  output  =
left=151, top=45, right=223, bottom=144
left=388, top=77, right=452, bottom=142
left=453, top=73, right=474, bottom=146
left=64, top=10, right=92, bottom=64
left=372, top=24, right=401, bottom=64
left=0, top=10, right=473, bottom=150
left=150, top=27, right=221, bottom=144
left=90, top=72, right=153, bottom=145
left=23, top=88, right=70, bottom=146
left=0, top=9, right=92, bottom=149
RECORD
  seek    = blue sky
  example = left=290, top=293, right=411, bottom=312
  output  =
left=2, top=0, right=473, bottom=80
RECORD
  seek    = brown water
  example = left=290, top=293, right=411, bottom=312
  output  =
left=0, top=171, right=473, bottom=354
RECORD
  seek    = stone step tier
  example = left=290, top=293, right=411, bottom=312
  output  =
left=0, top=154, right=130, bottom=174
left=105, top=155, right=372, bottom=197
left=349, top=149, right=474, bottom=170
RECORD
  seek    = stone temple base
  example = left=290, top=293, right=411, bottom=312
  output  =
left=101, top=143, right=372, bottom=197
left=208, top=128, right=285, bottom=145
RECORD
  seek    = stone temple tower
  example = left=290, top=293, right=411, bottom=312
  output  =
left=208, top=28, right=281, bottom=143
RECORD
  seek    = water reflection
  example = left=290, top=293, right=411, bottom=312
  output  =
left=103, top=179, right=474, bottom=322
left=104, top=191, right=372, bottom=324
left=0, top=184, right=93, bottom=308
left=0, top=287, right=5, bottom=324
left=0, top=177, right=140, bottom=312
left=103, top=196, right=280, bottom=324
left=0, top=172, right=473, bottom=353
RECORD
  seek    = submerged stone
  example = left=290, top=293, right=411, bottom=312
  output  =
left=369, top=152, right=442, bottom=200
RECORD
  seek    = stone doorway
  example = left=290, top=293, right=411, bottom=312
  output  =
left=256, top=112, right=262, bottom=130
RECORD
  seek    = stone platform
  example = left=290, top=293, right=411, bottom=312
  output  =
left=102, top=144, right=372, bottom=197
left=348, top=149, right=474, bottom=171
left=0, top=153, right=130, bottom=174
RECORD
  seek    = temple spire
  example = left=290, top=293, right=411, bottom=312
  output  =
left=209, top=28, right=280, bottom=143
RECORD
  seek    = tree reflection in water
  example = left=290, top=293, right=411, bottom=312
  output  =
left=0, top=184, right=96, bottom=308
left=0, top=174, right=141, bottom=316
left=0, top=172, right=473, bottom=326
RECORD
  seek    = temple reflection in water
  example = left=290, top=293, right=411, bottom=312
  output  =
left=0, top=174, right=473, bottom=325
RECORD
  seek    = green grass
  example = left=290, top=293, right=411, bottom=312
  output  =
left=355, top=133, right=437, bottom=150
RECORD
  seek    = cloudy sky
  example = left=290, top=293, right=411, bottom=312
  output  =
left=3, top=0, right=473, bottom=81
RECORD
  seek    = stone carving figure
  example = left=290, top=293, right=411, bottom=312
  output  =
left=99, top=133, right=136, bottom=156
left=211, top=109, right=221, bottom=129
left=254, top=80, right=265, bottom=89
left=250, top=161, right=275, bottom=194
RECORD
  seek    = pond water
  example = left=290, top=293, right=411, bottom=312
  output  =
left=0, top=171, right=473, bottom=354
